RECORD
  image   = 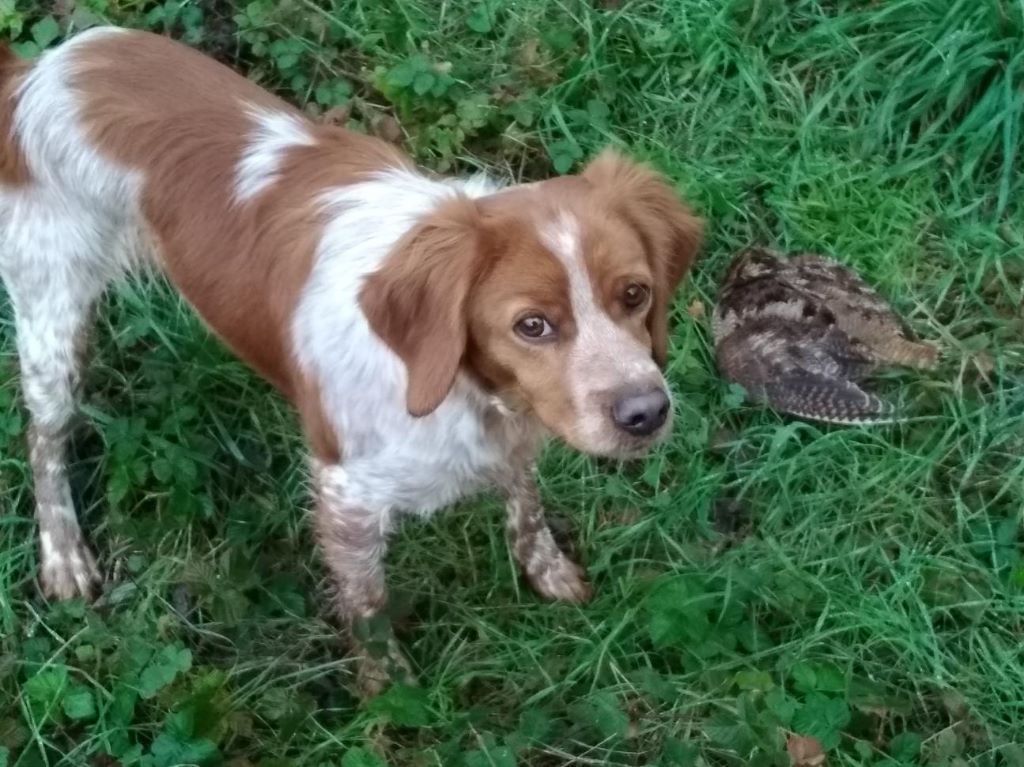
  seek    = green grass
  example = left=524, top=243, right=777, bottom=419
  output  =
left=1, top=0, right=1023, bottom=765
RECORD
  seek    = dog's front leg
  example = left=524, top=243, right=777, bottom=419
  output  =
left=312, top=462, right=413, bottom=696
left=500, top=462, right=593, bottom=604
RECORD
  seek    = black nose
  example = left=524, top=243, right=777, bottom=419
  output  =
left=611, top=388, right=670, bottom=437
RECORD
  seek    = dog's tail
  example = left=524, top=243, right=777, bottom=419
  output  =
left=0, top=43, right=31, bottom=185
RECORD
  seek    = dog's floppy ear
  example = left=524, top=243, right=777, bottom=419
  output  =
left=360, top=197, right=483, bottom=416
left=582, top=148, right=704, bottom=366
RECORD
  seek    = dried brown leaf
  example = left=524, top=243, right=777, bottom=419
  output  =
left=321, top=105, right=351, bottom=127
left=787, top=734, right=826, bottom=767
left=972, top=350, right=995, bottom=379
left=372, top=114, right=403, bottom=144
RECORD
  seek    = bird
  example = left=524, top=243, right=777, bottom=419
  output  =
left=712, top=247, right=938, bottom=424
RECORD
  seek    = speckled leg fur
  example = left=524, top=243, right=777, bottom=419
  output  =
left=8, top=281, right=103, bottom=599
left=500, top=461, right=593, bottom=604
left=312, top=463, right=415, bottom=695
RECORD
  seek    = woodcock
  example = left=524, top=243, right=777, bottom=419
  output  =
left=712, top=248, right=938, bottom=424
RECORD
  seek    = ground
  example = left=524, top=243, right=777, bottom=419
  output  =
left=0, top=1, right=1022, bottom=766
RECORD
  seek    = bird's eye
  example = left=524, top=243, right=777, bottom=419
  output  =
left=622, top=283, right=651, bottom=311
left=514, top=314, right=556, bottom=341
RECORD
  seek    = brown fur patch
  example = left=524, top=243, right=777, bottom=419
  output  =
left=360, top=195, right=485, bottom=416
left=362, top=184, right=584, bottom=432
left=68, top=30, right=408, bottom=460
left=464, top=210, right=576, bottom=429
left=581, top=149, right=704, bottom=365
left=0, top=44, right=31, bottom=186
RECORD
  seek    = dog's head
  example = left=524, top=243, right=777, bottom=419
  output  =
left=361, top=149, right=703, bottom=458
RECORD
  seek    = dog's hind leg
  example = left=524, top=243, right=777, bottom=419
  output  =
left=1, top=211, right=112, bottom=600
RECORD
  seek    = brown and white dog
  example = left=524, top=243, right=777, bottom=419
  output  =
left=0, top=28, right=702, bottom=691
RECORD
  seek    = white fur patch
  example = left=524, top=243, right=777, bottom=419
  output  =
left=44, top=503, right=77, bottom=521
left=234, top=107, right=315, bottom=203
left=316, top=464, right=350, bottom=506
left=13, top=27, right=144, bottom=208
left=291, top=168, right=532, bottom=517
left=541, top=212, right=664, bottom=452
left=40, top=531, right=60, bottom=563
left=1, top=27, right=154, bottom=338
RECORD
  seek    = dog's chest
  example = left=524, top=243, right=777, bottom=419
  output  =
left=340, top=394, right=533, bottom=515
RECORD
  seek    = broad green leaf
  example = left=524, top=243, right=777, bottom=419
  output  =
left=508, top=100, right=535, bottom=127
left=642, top=456, right=663, bottom=489
left=62, top=687, right=97, bottom=721
left=413, top=71, right=435, bottom=96
left=570, top=691, right=629, bottom=740
left=315, top=79, right=352, bottom=107
left=634, top=667, right=677, bottom=704
left=386, top=63, right=417, bottom=89
left=109, top=684, right=138, bottom=727
left=735, top=669, right=774, bottom=692
left=660, top=736, right=698, bottom=766
left=792, top=693, right=850, bottom=750
left=541, top=26, right=574, bottom=53
left=889, top=731, right=922, bottom=762
left=646, top=576, right=714, bottom=649
left=31, top=16, right=60, bottom=48
left=790, top=662, right=817, bottom=693
left=466, top=4, right=494, bottom=34
left=0, top=717, right=26, bottom=752
left=456, top=94, right=492, bottom=130
left=386, top=58, right=425, bottom=89
left=152, top=457, right=174, bottom=482
left=547, top=140, right=582, bottom=175
left=514, top=706, right=553, bottom=744
left=150, top=731, right=219, bottom=767
left=366, top=684, right=432, bottom=727
left=813, top=664, right=847, bottom=693
left=704, top=713, right=754, bottom=755
left=0, top=0, right=24, bottom=37
left=649, top=609, right=688, bottom=648
left=107, top=463, right=134, bottom=507
left=1000, top=744, right=1024, bottom=767
left=10, top=41, right=39, bottom=59
left=586, top=98, right=610, bottom=126
left=765, top=687, right=797, bottom=726
left=143, top=5, right=164, bottom=27
left=24, top=666, right=69, bottom=720
left=139, top=644, right=193, bottom=699
left=552, top=152, right=575, bottom=174
left=275, top=54, right=298, bottom=71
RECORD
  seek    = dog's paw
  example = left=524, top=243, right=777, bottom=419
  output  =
left=527, top=553, right=593, bottom=604
left=355, top=639, right=417, bottom=698
left=39, top=531, right=102, bottom=601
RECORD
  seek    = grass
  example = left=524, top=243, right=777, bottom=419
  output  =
left=1, top=0, right=1023, bottom=765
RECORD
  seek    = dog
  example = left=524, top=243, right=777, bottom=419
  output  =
left=0, top=28, right=702, bottom=692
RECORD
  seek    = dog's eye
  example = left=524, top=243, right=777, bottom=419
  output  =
left=622, top=283, right=650, bottom=311
left=514, top=314, right=556, bottom=341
